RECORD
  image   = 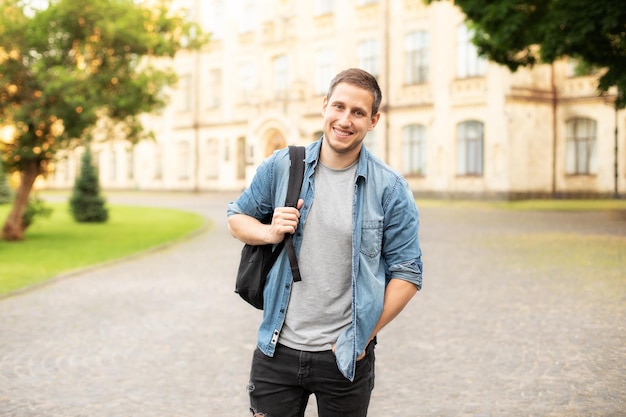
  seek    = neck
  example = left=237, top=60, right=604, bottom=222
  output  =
left=319, top=142, right=361, bottom=169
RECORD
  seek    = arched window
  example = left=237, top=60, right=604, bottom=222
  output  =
left=566, top=118, right=597, bottom=175
left=402, top=124, right=427, bottom=176
left=457, top=121, right=484, bottom=176
left=405, top=31, right=429, bottom=84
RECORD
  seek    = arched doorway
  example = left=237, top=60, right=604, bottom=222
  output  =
left=262, top=128, right=287, bottom=158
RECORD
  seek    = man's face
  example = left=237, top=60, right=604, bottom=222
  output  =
left=321, top=82, right=380, bottom=164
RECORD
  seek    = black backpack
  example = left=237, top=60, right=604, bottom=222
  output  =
left=234, top=146, right=305, bottom=309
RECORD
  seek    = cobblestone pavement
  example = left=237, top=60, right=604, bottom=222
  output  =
left=1, top=192, right=625, bottom=417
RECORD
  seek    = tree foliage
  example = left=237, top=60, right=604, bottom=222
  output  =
left=69, top=147, right=108, bottom=222
left=427, top=0, right=626, bottom=108
left=0, top=0, right=206, bottom=240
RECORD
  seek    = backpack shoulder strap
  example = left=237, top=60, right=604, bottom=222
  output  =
left=285, top=145, right=305, bottom=207
left=284, top=145, right=305, bottom=281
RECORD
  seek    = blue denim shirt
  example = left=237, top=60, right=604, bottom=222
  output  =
left=227, top=139, right=422, bottom=381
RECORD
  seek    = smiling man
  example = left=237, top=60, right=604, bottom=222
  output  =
left=227, top=68, right=423, bottom=417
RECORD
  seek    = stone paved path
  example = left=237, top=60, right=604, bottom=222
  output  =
left=0, top=192, right=625, bottom=417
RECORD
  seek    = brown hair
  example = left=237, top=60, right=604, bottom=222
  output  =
left=326, top=68, right=382, bottom=116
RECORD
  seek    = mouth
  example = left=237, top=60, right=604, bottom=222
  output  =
left=332, top=127, right=353, bottom=138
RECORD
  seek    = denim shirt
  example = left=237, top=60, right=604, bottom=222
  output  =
left=227, top=139, right=422, bottom=381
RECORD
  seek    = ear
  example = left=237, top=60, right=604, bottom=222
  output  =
left=322, top=96, right=328, bottom=115
left=368, top=112, right=381, bottom=130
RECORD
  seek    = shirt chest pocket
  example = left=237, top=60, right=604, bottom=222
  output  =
left=360, top=219, right=383, bottom=258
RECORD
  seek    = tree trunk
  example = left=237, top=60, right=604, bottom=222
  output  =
left=1, top=161, right=41, bottom=241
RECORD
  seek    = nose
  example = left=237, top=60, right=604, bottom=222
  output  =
left=338, top=110, right=352, bottom=127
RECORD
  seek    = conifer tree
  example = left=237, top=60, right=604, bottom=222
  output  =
left=69, top=148, right=108, bottom=222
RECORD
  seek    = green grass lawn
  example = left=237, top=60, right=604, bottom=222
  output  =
left=0, top=202, right=206, bottom=296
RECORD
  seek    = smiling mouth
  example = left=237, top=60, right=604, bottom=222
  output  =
left=333, top=127, right=353, bottom=138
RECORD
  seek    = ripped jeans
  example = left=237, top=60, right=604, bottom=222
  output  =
left=247, top=341, right=375, bottom=417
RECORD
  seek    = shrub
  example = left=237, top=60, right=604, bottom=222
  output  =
left=23, top=194, right=53, bottom=228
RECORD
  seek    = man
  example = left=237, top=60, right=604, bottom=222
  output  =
left=227, top=68, right=423, bottom=417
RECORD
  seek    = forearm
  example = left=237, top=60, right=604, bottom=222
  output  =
left=227, top=213, right=274, bottom=245
left=228, top=201, right=303, bottom=245
left=368, top=278, right=418, bottom=342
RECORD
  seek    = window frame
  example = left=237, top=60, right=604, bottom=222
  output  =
left=402, top=124, right=427, bottom=176
left=565, top=118, right=598, bottom=175
left=456, top=120, right=484, bottom=176
left=404, top=31, right=429, bottom=85
left=456, top=24, right=487, bottom=79
left=357, top=39, right=380, bottom=78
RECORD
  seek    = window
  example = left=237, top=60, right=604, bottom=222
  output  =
left=456, top=121, right=484, bottom=176
left=239, top=0, right=257, bottom=33
left=239, top=62, right=257, bottom=100
left=177, top=141, right=191, bottom=180
left=205, top=139, right=220, bottom=179
left=56, top=156, right=69, bottom=181
left=403, top=125, right=427, bottom=176
left=207, top=69, right=221, bottom=108
left=181, top=1, right=197, bottom=47
left=273, top=55, right=289, bottom=99
left=109, top=149, right=117, bottom=181
left=457, top=24, right=486, bottom=78
left=207, top=0, right=224, bottom=40
left=126, top=147, right=134, bottom=180
left=315, top=48, right=335, bottom=95
left=315, top=0, right=333, bottom=15
left=405, top=31, right=429, bottom=84
left=57, top=155, right=70, bottom=181
left=364, top=130, right=378, bottom=156
left=566, top=118, right=597, bottom=175
left=358, top=39, right=379, bottom=78
left=566, top=58, right=597, bottom=78
left=312, top=130, right=324, bottom=141
left=177, top=74, right=192, bottom=113
left=154, top=144, right=162, bottom=180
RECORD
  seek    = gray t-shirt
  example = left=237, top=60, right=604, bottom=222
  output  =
left=279, top=161, right=357, bottom=351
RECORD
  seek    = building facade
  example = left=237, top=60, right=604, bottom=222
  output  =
left=45, top=0, right=625, bottom=198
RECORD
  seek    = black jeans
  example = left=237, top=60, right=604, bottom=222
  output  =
left=248, top=341, right=376, bottom=417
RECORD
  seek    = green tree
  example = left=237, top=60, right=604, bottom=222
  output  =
left=426, top=0, right=626, bottom=108
left=0, top=0, right=206, bottom=240
left=69, top=147, right=107, bottom=222
left=0, top=160, right=12, bottom=204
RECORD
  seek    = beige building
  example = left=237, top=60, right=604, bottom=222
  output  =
left=46, top=0, right=625, bottom=198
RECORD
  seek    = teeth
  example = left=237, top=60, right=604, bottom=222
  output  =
left=334, top=128, right=351, bottom=137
